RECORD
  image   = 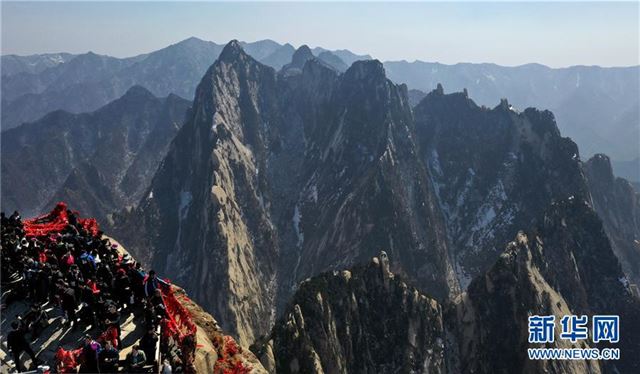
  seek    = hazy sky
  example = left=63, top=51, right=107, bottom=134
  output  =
left=2, top=1, right=638, bottom=67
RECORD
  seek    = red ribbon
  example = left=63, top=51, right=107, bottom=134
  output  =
left=24, top=202, right=99, bottom=237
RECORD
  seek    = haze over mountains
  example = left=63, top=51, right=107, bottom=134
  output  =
left=2, top=37, right=638, bottom=184
left=2, top=38, right=640, bottom=373
left=0, top=38, right=367, bottom=131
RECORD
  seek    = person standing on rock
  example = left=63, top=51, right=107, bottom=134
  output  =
left=140, top=328, right=159, bottom=364
left=144, top=270, right=168, bottom=298
left=60, top=284, right=78, bottom=328
left=80, top=335, right=101, bottom=373
left=7, top=320, right=40, bottom=372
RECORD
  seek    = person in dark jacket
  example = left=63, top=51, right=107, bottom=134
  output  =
left=129, top=263, right=146, bottom=303
left=24, top=304, right=49, bottom=337
left=61, top=285, right=77, bottom=327
left=143, top=270, right=168, bottom=298
left=126, top=345, right=147, bottom=373
left=114, top=268, right=132, bottom=310
left=140, top=328, right=159, bottom=364
left=7, top=320, right=40, bottom=371
left=80, top=335, right=101, bottom=373
left=98, top=341, right=119, bottom=373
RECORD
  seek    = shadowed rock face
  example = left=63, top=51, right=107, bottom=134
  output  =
left=252, top=253, right=445, bottom=374
left=446, top=198, right=640, bottom=374
left=585, top=154, right=640, bottom=288
left=116, top=40, right=281, bottom=348
left=413, top=89, right=588, bottom=289
left=535, top=200, right=640, bottom=374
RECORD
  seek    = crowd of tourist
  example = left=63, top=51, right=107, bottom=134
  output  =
left=1, top=207, right=188, bottom=373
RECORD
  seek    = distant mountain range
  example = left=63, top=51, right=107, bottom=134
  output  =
left=2, top=37, right=637, bottom=183
left=0, top=37, right=366, bottom=131
left=1, top=86, right=190, bottom=221
left=384, top=60, right=640, bottom=165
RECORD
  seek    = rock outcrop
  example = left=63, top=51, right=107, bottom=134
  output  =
left=117, top=41, right=281, bottom=347
left=252, top=252, right=445, bottom=374
left=448, top=232, right=602, bottom=374
left=447, top=197, right=640, bottom=373
left=256, top=221, right=640, bottom=373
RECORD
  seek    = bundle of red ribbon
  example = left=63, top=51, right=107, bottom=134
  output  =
left=23, top=202, right=99, bottom=237
left=160, top=284, right=198, bottom=343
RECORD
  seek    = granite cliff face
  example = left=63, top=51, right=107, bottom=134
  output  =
left=116, top=41, right=457, bottom=346
left=444, top=196, right=640, bottom=373
left=277, top=54, right=457, bottom=302
left=257, top=224, right=640, bottom=373
left=118, top=41, right=281, bottom=347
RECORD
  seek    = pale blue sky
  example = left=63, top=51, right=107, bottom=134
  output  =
left=2, top=1, right=638, bottom=67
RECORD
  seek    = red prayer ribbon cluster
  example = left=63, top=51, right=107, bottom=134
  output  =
left=23, top=202, right=99, bottom=237
left=160, top=282, right=198, bottom=343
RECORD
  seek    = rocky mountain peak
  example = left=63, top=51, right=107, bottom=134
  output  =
left=586, top=153, right=615, bottom=184
left=497, top=97, right=510, bottom=109
left=417, top=87, right=475, bottom=112
left=291, top=45, right=314, bottom=67
left=447, top=230, right=607, bottom=374
left=120, top=84, right=155, bottom=101
left=343, top=59, right=386, bottom=83
left=217, top=39, right=250, bottom=64
left=252, top=253, right=446, bottom=373
left=316, top=51, right=349, bottom=72
left=282, top=44, right=327, bottom=77
left=585, top=153, right=640, bottom=289
left=522, top=107, right=561, bottom=137
left=301, top=57, right=337, bottom=77
left=180, top=36, right=206, bottom=45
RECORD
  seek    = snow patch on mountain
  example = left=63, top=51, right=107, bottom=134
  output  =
left=293, top=204, right=304, bottom=248
left=171, top=190, right=193, bottom=279
left=454, top=260, right=473, bottom=290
